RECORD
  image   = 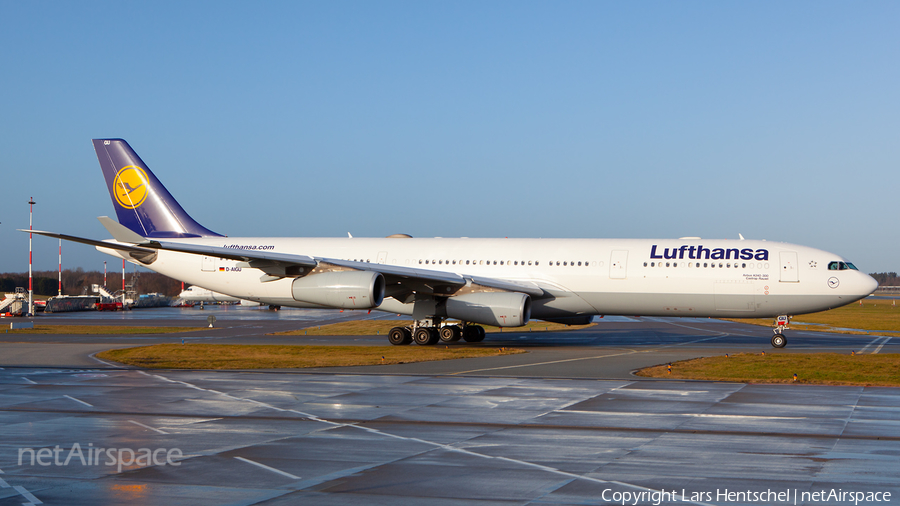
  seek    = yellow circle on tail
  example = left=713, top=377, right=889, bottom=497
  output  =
left=113, top=166, right=149, bottom=209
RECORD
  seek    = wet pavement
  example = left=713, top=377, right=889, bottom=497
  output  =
left=1, top=310, right=898, bottom=504
left=0, top=368, right=898, bottom=505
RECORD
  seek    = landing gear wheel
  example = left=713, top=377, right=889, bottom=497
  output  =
left=388, top=326, right=412, bottom=345
left=414, top=327, right=439, bottom=345
left=771, top=333, right=786, bottom=348
left=463, top=325, right=486, bottom=343
left=440, top=325, right=462, bottom=343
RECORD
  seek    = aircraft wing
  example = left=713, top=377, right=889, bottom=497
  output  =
left=322, top=259, right=546, bottom=299
left=24, top=228, right=545, bottom=299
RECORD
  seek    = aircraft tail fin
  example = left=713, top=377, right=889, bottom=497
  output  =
left=92, top=139, right=223, bottom=238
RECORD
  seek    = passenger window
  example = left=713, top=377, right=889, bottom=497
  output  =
left=644, top=262, right=648, bottom=267
left=666, top=262, right=670, bottom=267
left=650, top=262, right=655, bottom=267
left=578, top=261, right=582, bottom=266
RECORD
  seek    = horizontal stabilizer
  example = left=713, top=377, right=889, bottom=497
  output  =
left=20, top=229, right=155, bottom=255
left=98, top=216, right=148, bottom=244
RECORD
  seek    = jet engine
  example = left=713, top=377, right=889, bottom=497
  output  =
left=444, top=292, right=531, bottom=327
left=291, top=271, right=385, bottom=309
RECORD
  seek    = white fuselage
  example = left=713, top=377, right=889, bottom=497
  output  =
left=101, top=237, right=877, bottom=322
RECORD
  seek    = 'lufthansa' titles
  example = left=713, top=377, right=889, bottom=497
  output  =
left=650, top=244, right=769, bottom=261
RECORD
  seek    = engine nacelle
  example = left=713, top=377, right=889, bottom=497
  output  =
left=445, top=292, right=531, bottom=327
left=291, top=271, right=385, bottom=309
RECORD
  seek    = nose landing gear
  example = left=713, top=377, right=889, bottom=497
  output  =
left=771, top=315, right=790, bottom=348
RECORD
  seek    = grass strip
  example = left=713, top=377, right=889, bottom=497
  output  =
left=724, top=298, right=900, bottom=334
left=3, top=325, right=201, bottom=335
left=96, top=344, right=526, bottom=369
left=636, top=353, right=900, bottom=386
left=271, top=320, right=594, bottom=336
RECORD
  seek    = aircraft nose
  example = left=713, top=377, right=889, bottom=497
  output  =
left=862, top=273, right=879, bottom=296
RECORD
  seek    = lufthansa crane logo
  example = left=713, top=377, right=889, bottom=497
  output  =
left=113, top=166, right=149, bottom=209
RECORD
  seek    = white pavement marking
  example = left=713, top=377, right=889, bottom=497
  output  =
left=22, top=377, right=37, bottom=384
left=14, top=486, right=42, bottom=504
left=872, top=337, right=892, bottom=354
left=141, top=371, right=714, bottom=506
left=561, top=409, right=808, bottom=420
left=449, top=350, right=642, bottom=375
left=89, top=353, right=120, bottom=368
left=859, top=336, right=889, bottom=354
left=450, top=332, right=728, bottom=376
left=234, top=457, right=301, bottom=480
left=129, top=420, right=169, bottom=434
left=0, top=476, right=8, bottom=488
left=63, top=395, right=93, bottom=408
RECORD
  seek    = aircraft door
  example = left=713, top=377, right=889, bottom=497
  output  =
left=376, top=251, right=388, bottom=264
left=779, top=251, right=799, bottom=282
left=201, top=256, right=216, bottom=272
left=609, top=250, right=628, bottom=279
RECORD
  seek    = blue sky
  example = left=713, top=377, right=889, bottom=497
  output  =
left=1, top=1, right=897, bottom=274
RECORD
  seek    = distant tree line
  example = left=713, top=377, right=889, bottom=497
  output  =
left=869, top=272, right=899, bottom=286
left=0, top=269, right=183, bottom=297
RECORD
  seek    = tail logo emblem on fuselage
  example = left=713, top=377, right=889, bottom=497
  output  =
left=113, top=166, right=149, bottom=209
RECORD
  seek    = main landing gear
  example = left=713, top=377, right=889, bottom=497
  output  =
left=771, top=315, right=790, bottom=348
left=388, top=318, right=485, bottom=346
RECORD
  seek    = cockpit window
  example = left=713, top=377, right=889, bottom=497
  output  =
left=828, top=261, right=858, bottom=271
left=845, top=262, right=858, bottom=270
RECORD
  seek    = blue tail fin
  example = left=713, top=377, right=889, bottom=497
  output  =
left=93, top=139, right=223, bottom=238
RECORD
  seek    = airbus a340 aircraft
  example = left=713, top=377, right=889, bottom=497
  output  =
left=28, top=139, right=877, bottom=348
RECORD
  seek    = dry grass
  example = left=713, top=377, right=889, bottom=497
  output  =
left=637, top=353, right=900, bottom=386
left=271, top=319, right=594, bottom=336
left=724, top=298, right=900, bottom=335
left=3, top=325, right=200, bottom=335
left=96, top=344, right=526, bottom=369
